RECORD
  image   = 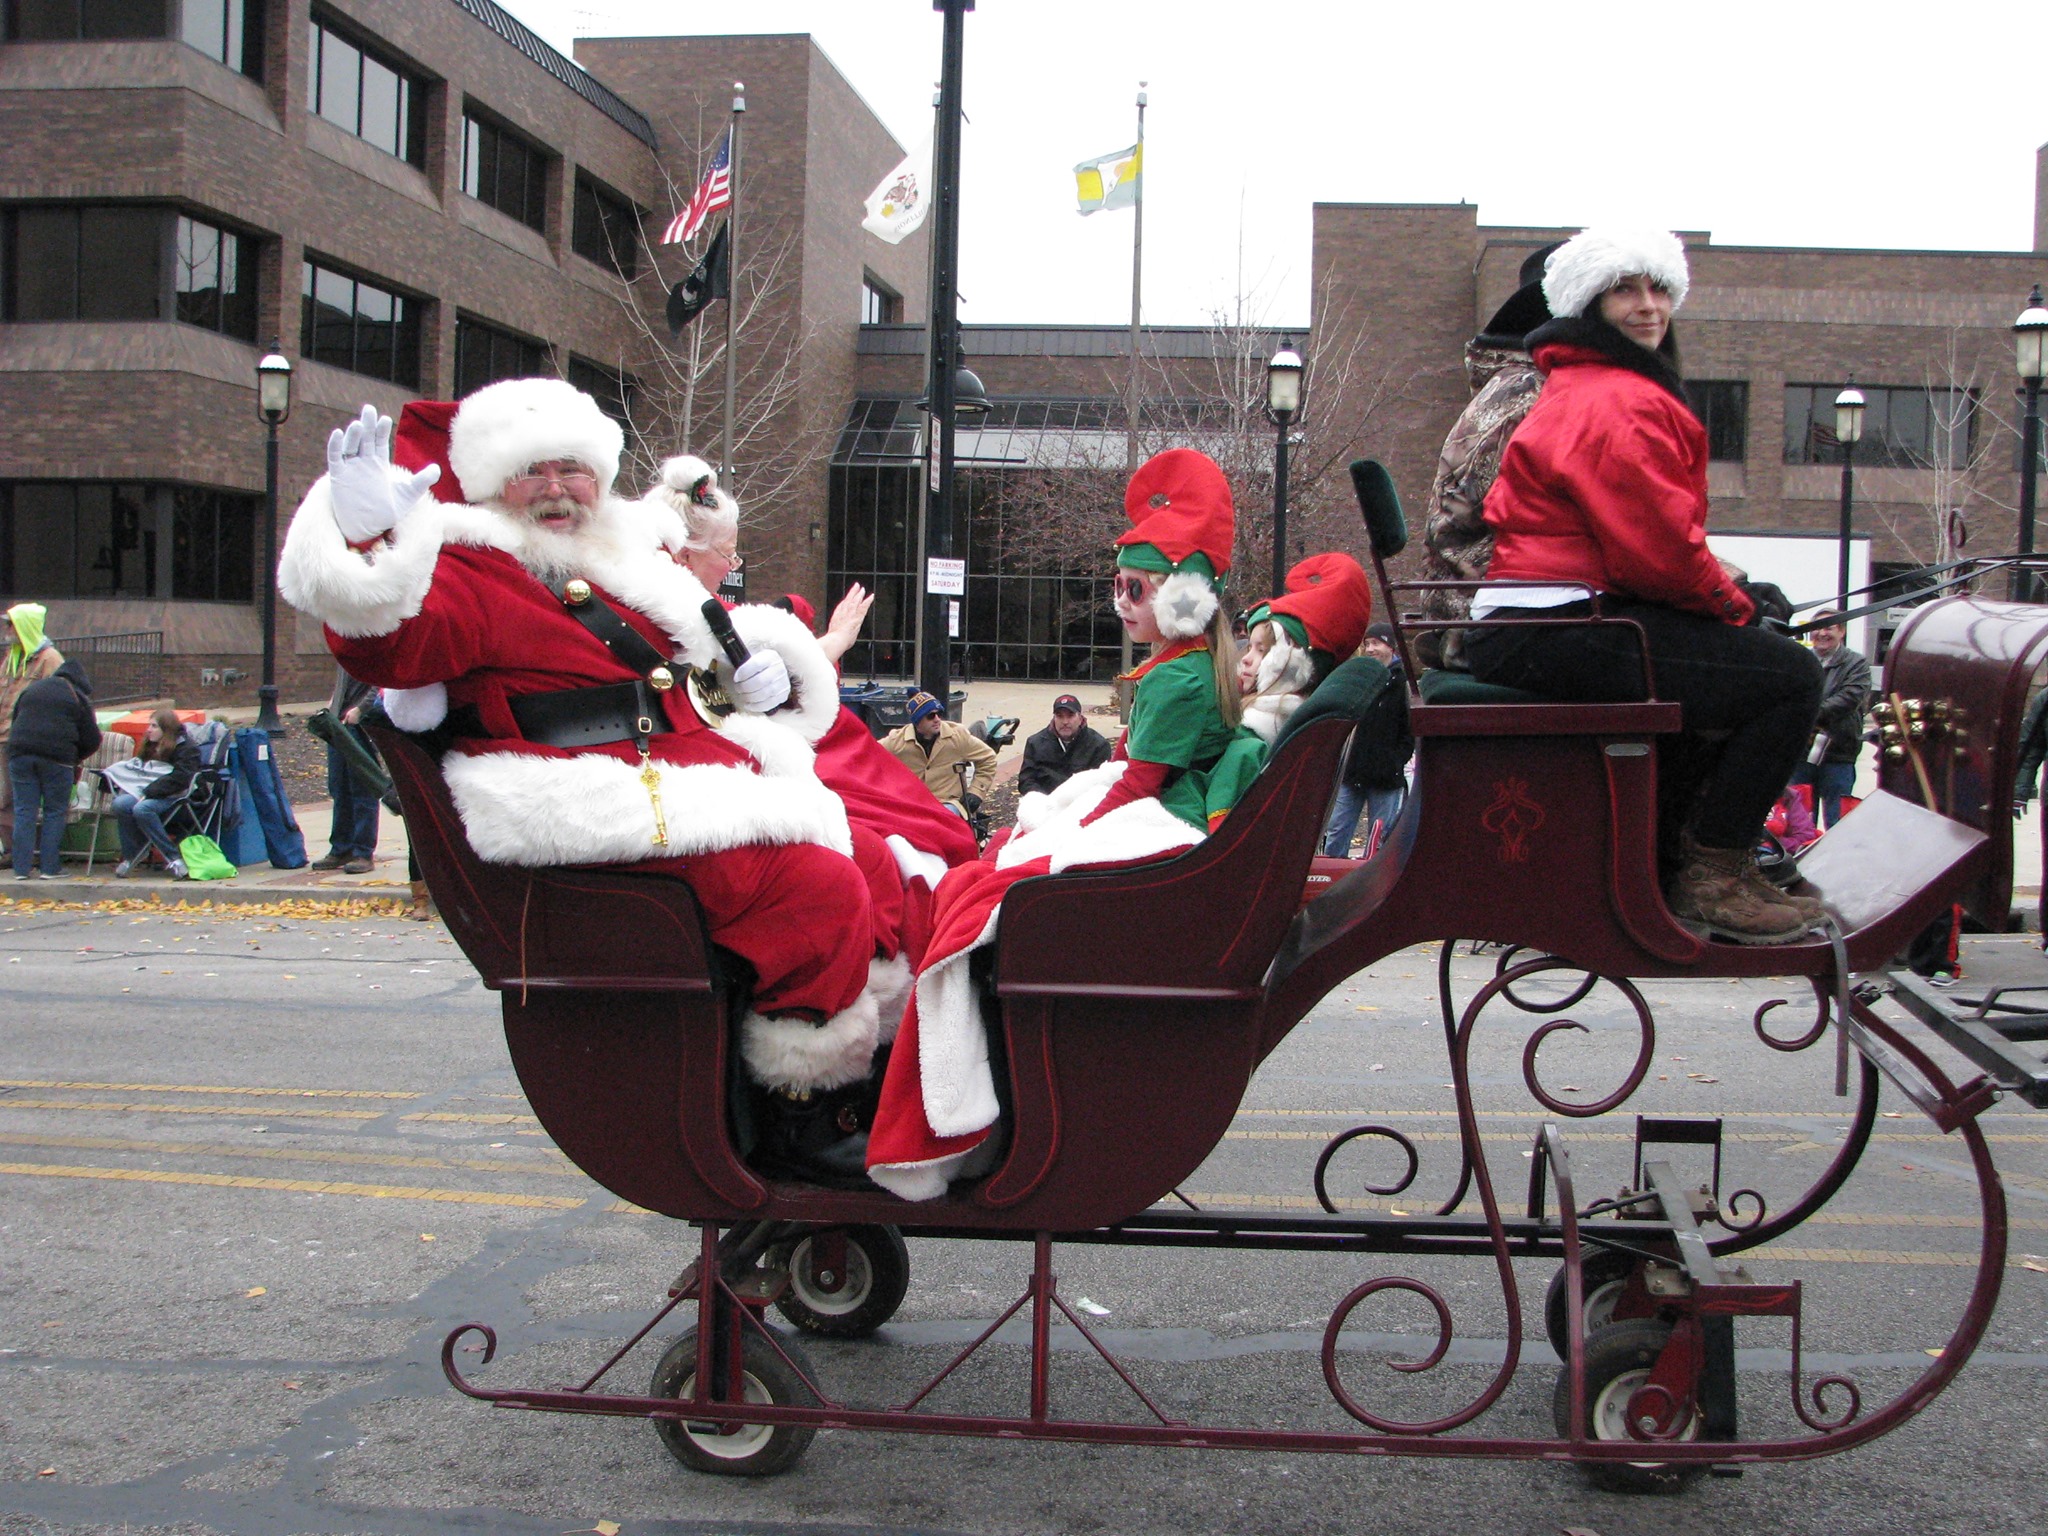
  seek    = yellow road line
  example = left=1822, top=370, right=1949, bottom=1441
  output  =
left=0, top=1079, right=421, bottom=1099
left=0, top=1098, right=385, bottom=1120
left=0, top=1132, right=579, bottom=1179
left=0, top=1161, right=584, bottom=1210
left=401, top=1112, right=541, bottom=1126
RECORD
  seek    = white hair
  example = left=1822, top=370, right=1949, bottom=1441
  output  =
left=643, top=453, right=739, bottom=554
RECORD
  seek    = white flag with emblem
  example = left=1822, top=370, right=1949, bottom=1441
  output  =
left=862, top=148, right=930, bottom=244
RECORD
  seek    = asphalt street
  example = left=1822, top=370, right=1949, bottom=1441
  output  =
left=3, top=901, right=2047, bottom=1536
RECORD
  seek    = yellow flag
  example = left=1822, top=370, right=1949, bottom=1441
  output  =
left=1074, top=143, right=1142, bottom=216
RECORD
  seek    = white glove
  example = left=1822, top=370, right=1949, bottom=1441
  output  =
left=729, top=650, right=791, bottom=712
left=327, top=404, right=440, bottom=545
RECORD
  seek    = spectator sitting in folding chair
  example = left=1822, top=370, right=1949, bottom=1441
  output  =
left=109, top=709, right=203, bottom=879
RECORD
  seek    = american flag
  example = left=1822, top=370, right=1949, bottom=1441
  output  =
left=661, top=130, right=731, bottom=246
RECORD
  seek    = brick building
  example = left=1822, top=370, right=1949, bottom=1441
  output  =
left=3, top=6, right=2044, bottom=694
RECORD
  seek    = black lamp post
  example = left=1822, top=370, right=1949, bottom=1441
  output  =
left=2013, top=285, right=2047, bottom=603
left=916, top=0, right=975, bottom=707
left=1265, top=340, right=1303, bottom=598
left=1833, top=383, right=1864, bottom=609
left=255, top=344, right=293, bottom=735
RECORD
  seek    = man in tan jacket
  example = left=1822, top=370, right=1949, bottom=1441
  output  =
left=2, top=604, right=67, bottom=859
left=881, top=690, right=997, bottom=810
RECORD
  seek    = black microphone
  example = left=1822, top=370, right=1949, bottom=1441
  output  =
left=701, top=597, right=752, bottom=668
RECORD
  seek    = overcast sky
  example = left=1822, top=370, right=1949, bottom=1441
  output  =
left=504, top=1, right=2047, bottom=329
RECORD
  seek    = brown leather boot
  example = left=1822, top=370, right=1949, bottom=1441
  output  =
left=1749, top=864, right=1828, bottom=925
left=405, top=879, right=434, bottom=922
left=1668, top=835, right=1811, bottom=945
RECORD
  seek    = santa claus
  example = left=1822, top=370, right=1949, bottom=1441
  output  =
left=277, top=378, right=902, bottom=1182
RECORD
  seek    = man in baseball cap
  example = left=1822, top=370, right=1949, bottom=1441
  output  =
left=881, top=691, right=998, bottom=812
left=1018, top=693, right=1112, bottom=797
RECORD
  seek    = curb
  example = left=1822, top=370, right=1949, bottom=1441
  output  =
left=7, top=878, right=411, bottom=909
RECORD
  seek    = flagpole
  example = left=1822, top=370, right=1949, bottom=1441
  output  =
left=1119, top=83, right=1147, bottom=697
left=721, top=82, right=744, bottom=490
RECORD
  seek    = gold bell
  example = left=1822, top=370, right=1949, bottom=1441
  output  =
left=648, top=665, right=674, bottom=691
left=564, top=578, right=591, bottom=605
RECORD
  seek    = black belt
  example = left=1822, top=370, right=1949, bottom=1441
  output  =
left=510, top=679, right=676, bottom=749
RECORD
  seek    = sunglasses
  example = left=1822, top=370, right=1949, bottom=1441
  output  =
left=1113, top=573, right=1150, bottom=604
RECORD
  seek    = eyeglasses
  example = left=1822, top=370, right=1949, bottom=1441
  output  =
left=1113, top=573, right=1149, bottom=604
left=509, top=467, right=597, bottom=493
left=713, top=548, right=744, bottom=572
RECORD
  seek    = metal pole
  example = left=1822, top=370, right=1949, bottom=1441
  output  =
left=720, top=83, right=744, bottom=490
left=1271, top=409, right=1292, bottom=599
left=1835, top=437, right=1855, bottom=610
left=2017, top=375, right=2042, bottom=604
left=918, top=0, right=971, bottom=707
left=1119, top=84, right=1145, bottom=695
left=256, top=419, right=283, bottom=734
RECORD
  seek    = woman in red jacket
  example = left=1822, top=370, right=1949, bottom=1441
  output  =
left=1465, top=227, right=1823, bottom=944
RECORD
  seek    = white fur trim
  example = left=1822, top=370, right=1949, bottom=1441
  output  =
left=1152, top=569, right=1220, bottom=640
left=869, top=952, right=914, bottom=1046
left=1256, top=634, right=1315, bottom=696
left=447, top=378, right=624, bottom=503
left=645, top=454, right=740, bottom=551
left=885, top=833, right=949, bottom=892
left=739, top=991, right=879, bottom=1093
left=278, top=476, right=446, bottom=639
left=917, top=902, right=1005, bottom=1137
left=1542, top=227, right=1690, bottom=320
left=724, top=602, right=841, bottom=745
left=382, top=683, right=448, bottom=732
left=441, top=748, right=851, bottom=865
left=1242, top=692, right=1299, bottom=744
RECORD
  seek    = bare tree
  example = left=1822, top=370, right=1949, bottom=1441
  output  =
left=1866, top=330, right=2021, bottom=568
left=591, top=116, right=839, bottom=528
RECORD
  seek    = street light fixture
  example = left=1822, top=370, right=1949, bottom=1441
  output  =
left=254, top=345, right=293, bottom=736
left=2014, top=285, right=2047, bottom=602
left=1265, top=340, right=1304, bottom=598
left=1833, top=382, right=1864, bottom=609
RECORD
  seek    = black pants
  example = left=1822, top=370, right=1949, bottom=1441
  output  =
left=1465, top=599, right=1822, bottom=850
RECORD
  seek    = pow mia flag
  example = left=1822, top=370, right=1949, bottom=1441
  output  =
left=665, top=220, right=729, bottom=336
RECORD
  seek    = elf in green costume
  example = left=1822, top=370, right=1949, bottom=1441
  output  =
left=1238, top=552, right=1375, bottom=743
left=1082, top=449, right=1264, bottom=832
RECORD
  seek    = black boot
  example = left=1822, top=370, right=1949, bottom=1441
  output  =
left=753, top=1083, right=876, bottom=1189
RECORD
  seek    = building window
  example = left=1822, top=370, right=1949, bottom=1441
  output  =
left=300, top=259, right=420, bottom=386
left=1684, top=380, right=1748, bottom=463
left=571, top=173, right=639, bottom=278
left=1, top=481, right=255, bottom=602
left=174, top=214, right=256, bottom=339
left=2, top=204, right=162, bottom=321
left=861, top=276, right=902, bottom=325
left=6, top=1, right=170, bottom=40
left=1785, top=384, right=1979, bottom=471
left=454, top=315, right=547, bottom=398
left=566, top=355, right=635, bottom=431
left=461, top=109, right=550, bottom=232
left=179, top=0, right=263, bottom=78
left=308, top=12, right=424, bottom=166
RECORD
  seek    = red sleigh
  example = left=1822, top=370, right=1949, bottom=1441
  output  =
left=378, top=481, right=2048, bottom=1492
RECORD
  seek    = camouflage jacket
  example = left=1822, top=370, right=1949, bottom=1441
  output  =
left=1416, top=345, right=1544, bottom=669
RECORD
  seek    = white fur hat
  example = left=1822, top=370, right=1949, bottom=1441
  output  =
left=1541, top=228, right=1690, bottom=320
left=645, top=454, right=740, bottom=550
left=447, top=377, right=624, bottom=503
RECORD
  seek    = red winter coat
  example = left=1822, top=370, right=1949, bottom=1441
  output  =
left=1481, top=340, right=1752, bottom=625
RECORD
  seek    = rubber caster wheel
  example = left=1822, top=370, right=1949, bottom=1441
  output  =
left=649, top=1323, right=818, bottom=1476
left=773, top=1224, right=910, bottom=1339
left=1543, top=1247, right=1640, bottom=1361
left=1552, top=1318, right=1705, bottom=1495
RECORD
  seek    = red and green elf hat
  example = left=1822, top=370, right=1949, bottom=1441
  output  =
left=1115, top=449, right=1236, bottom=639
left=1243, top=552, right=1374, bottom=664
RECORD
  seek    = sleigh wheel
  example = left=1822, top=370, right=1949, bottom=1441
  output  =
left=649, top=1324, right=818, bottom=1477
left=774, top=1224, right=910, bottom=1339
left=1553, top=1318, right=1705, bottom=1496
left=1542, top=1248, right=1642, bottom=1362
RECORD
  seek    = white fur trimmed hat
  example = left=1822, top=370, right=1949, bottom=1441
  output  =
left=1541, top=227, right=1690, bottom=321
left=644, top=454, right=740, bottom=553
left=447, top=377, right=624, bottom=503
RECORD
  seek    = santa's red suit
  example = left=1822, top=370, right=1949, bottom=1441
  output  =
left=277, top=379, right=905, bottom=1099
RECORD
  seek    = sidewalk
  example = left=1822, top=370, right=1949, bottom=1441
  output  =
left=19, top=696, right=2041, bottom=922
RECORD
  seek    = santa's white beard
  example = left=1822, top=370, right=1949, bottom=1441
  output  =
left=487, top=498, right=616, bottom=587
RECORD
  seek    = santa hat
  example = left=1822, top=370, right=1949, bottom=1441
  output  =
left=1542, top=227, right=1690, bottom=321
left=392, top=401, right=468, bottom=505
left=1115, top=448, right=1235, bottom=640
left=1251, top=552, right=1373, bottom=664
left=439, top=377, right=624, bottom=504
